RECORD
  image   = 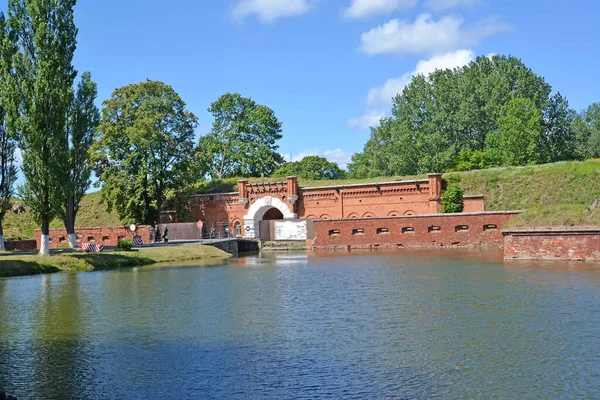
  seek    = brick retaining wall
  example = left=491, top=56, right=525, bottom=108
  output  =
left=35, top=226, right=152, bottom=249
left=5, top=239, right=37, bottom=251
left=311, top=211, right=521, bottom=250
left=503, top=228, right=600, bottom=261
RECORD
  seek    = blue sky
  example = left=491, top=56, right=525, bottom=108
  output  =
left=4, top=0, right=600, bottom=168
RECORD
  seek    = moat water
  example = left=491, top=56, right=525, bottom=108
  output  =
left=0, top=249, right=599, bottom=399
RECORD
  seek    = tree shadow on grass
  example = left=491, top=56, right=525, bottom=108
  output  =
left=70, top=253, right=154, bottom=270
left=0, top=260, right=61, bottom=277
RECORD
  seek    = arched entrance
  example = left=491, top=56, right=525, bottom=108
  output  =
left=243, top=196, right=297, bottom=239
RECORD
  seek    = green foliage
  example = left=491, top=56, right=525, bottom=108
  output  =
left=198, top=93, right=284, bottom=179
left=485, top=97, right=544, bottom=167
left=441, top=184, right=464, bottom=213
left=0, top=14, right=19, bottom=241
left=348, top=55, right=577, bottom=177
left=93, top=80, right=198, bottom=225
left=273, top=156, right=346, bottom=180
left=573, top=103, right=600, bottom=160
left=58, top=71, right=100, bottom=236
left=9, top=0, right=78, bottom=239
left=504, top=205, right=600, bottom=229
left=117, top=239, right=133, bottom=251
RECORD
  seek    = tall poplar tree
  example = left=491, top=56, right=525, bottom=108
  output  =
left=0, top=14, right=19, bottom=251
left=9, top=0, right=77, bottom=255
left=59, top=72, right=100, bottom=248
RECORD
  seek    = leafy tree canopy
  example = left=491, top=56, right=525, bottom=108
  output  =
left=273, top=156, right=346, bottom=180
left=198, top=93, right=284, bottom=179
left=348, top=55, right=578, bottom=178
left=93, top=80, right=198, bottom=225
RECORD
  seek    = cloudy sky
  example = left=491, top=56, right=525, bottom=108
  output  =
left=4, top=0, right=597, bottom=169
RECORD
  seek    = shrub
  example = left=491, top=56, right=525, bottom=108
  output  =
left=117, top=239, right=133, bottom=251
left=442, top=184, right=464, bottom=213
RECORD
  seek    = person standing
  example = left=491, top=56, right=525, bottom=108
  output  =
left=163, top=227, right=169, bottom=243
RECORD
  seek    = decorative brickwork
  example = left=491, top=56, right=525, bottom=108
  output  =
left=503, top=228, right=600, bottom=261
left=311, top=212, right=521, bottom=250
left=35, top=226, right=152, bottom=250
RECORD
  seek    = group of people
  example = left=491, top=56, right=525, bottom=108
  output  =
left=153, top=224, right=169, bottom=243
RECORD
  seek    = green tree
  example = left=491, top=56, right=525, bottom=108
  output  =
left=573, top=103, right=600, bottom=160
left=0, top=14, right=19, bottom=251
left=9, top=0, right=77, bottom=255
left=349, top=55, right=571, bottom=177
left=441, top=184, right=464, bottom=213
left=542, top=93, right=576, bottom=162
left=59, top=72, right=100, bottom=248
left=198, top=93, right=284, bottom=179
left=93, top=80, right=198, bottom=225
left=485, top=97, right=544, bottom=167
left=273, top=156, right=346, bottom=180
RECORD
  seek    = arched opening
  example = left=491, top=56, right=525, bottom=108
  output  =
left=243, top=196, right=297, bottom=239
left=262, top=208, right=284, bottom=221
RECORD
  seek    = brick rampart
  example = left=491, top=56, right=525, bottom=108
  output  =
left=311, top=211, right=521, bottom=250
left=35, top=226, right=152, bottom=249
left=5, top=239, right=37, bottom=251
left=503, top=228, right=600, bottom=261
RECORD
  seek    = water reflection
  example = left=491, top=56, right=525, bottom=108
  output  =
left=0, top=249, right=599, bottom=398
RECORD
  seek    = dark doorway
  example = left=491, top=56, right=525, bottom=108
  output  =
left=262, top=208, right=284, bottom=221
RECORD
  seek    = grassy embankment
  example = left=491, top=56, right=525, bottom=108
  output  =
left=445, top=159, right=600, bottom=228
left=0, top=244, right=231, bottom=278
left=4, top=191, right=122, bottom=240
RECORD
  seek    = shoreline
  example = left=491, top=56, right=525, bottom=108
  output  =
left=0, top=244, right=232, bottom=278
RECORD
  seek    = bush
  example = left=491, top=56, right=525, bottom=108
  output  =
left=117, top=239, right=133, bottom=251
left=442, top=184, right=464, bottom=213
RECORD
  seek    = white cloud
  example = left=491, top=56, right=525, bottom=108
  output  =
left=347, top=109, right=386, bottom=130
left=283, top=148, right=352, bottom=168
left=343, top=0, right=417, bottom=19
left=283, top=148, right=320, bottom=162
left=425, top=0, right=480, bottom=11
left=14, top=148, right=23, bottom=166
left=323, top=148, right=352, bottom=168
left=359, top=13, right=510, bottom=55
left=232, top=0, right=314, bottom=23
left=367, top=49, right=474, bottom=105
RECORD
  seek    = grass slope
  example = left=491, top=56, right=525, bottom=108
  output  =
left=445, top=159, right=600, bottom=228
left=0, top=244, right=230, bottom=278
left=4, top=191, right=122, bottom=240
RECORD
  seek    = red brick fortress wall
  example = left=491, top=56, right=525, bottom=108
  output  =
left=503, top=228, right=600, bottom=261
left=35, top=226, right=152, bottom=249
left=311, top=211, right=521, bottom=250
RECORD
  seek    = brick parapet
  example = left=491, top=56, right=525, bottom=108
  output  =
left=311, top=211, right=521, bottom=250
left=503, top=227, right=600, bottom=261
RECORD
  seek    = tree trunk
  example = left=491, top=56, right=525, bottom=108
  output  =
left=40, top=217, right=50, bottom=256
left=0, top=221, right=5, bottom=252
left=63, top=197, right=78, bottom=248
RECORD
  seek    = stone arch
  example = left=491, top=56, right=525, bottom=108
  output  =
left=404, top=210, right=416, bottom=216
left=305, top=215, right=317, bottom=219
left=348, top=213, right=359, bottom=218
left=388, top=211, right=400, bottom=217
left=319, top=214, right=331, bottom=219
left=363, top=212, right=375, bottom=218
left=243, top=196, right=297, bottom=238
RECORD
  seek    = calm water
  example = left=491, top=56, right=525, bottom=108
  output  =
left=0, top=249, right=599, bottom=399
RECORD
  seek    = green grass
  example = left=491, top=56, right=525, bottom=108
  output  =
left=445, top=159, right=600, bottom=212
left=0, top=244, right=231, bottom=278
left=503, top=205, right=600, bottom=229
left=3, top=191, right=123, bottom=240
